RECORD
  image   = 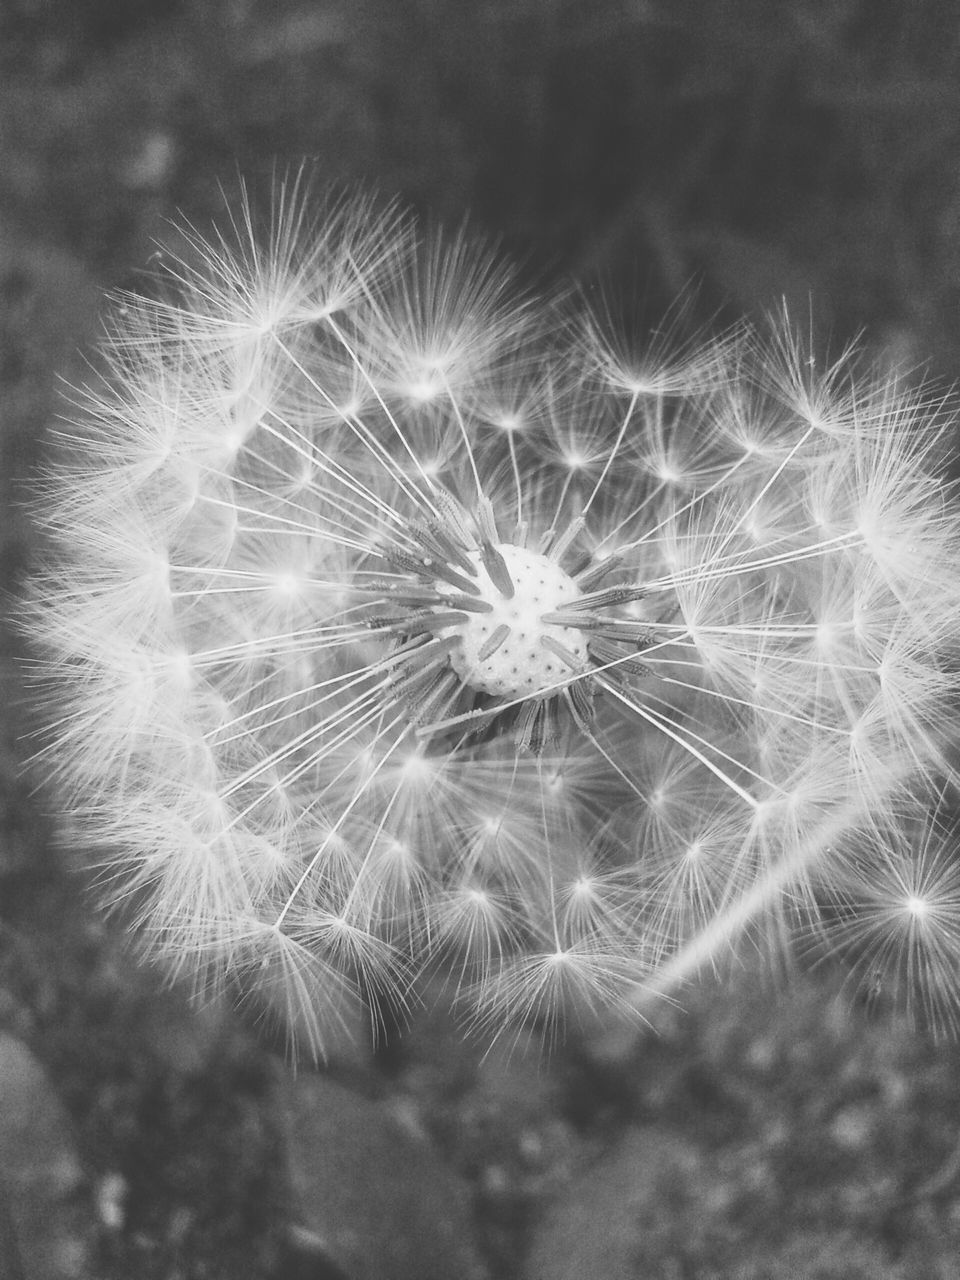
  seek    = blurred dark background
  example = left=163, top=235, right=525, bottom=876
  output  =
left=7, top=0, right=960, bottom=342
left=4, top=3, right=960, bottom=1277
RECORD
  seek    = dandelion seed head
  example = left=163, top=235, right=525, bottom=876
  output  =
left=22, top=178, right=960, bottom=1053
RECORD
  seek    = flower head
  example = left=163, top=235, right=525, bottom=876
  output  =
left=24, top=183, right=960, bottom=1053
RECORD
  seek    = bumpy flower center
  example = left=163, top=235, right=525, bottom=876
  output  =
left=441, top=544, right=588, bottom=697
left=368, top=488, right=656, bottom=748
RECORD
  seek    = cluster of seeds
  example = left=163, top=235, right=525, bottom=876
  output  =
left=25, top=184, right=960, bottom=1051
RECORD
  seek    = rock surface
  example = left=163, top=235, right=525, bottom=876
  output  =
left=0, top=1032, right=92, bottom=1280
left=283, top=1070, right=487, bottom=1280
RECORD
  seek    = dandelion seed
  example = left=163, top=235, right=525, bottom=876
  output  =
left=807, top=798, right=960, bottom=1036
left=22, top=180, right=960, bottom=1054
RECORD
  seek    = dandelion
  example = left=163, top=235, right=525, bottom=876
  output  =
left=24, top=180, right=960, bottom=1054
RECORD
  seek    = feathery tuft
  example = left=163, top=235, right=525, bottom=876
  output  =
left=22, top=180, right=960, bottom=1055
